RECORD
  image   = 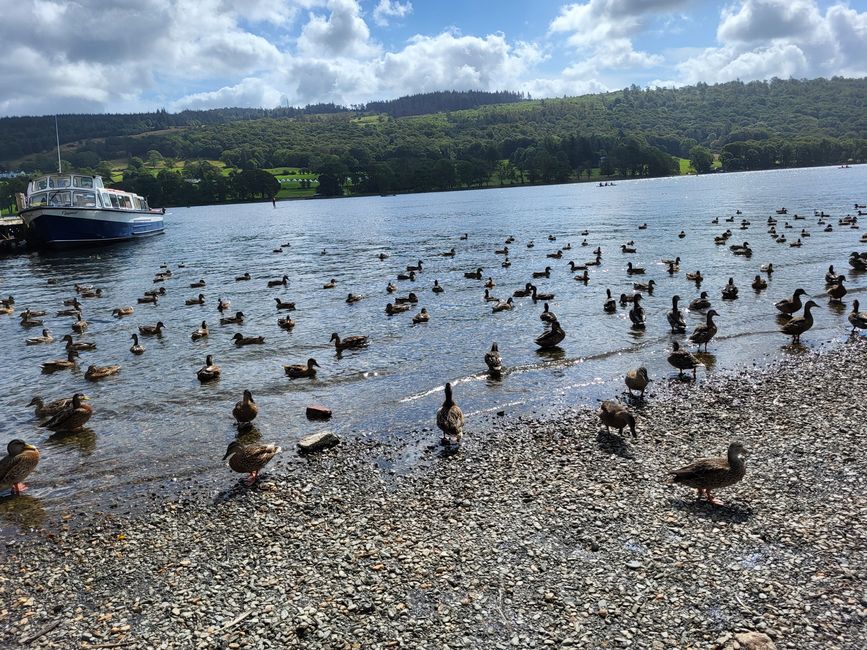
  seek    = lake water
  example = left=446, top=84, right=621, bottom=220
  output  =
left=1, top=165, right=865, bottom=527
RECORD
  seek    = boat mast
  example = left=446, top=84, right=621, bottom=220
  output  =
left=55, top=115, right=62, bottom=174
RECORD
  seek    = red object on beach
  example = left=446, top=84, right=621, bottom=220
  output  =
left=306, top=404, right=333, bottom=420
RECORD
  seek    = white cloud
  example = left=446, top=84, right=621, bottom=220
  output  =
left=297, top=0, right=380, bottom=58
left=373, top=0, right=413, bottom=27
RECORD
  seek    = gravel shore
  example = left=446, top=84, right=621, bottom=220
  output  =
left=2, top=339, right=866, bottom=649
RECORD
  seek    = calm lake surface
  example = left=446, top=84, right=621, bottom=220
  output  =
left=1, top=165, right=865, bottom=527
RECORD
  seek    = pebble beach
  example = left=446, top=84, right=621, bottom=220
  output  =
left=2, top=338, right=865, bottom=649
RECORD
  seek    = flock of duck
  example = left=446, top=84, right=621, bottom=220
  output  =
left=2, top=204, right=866, bottom=506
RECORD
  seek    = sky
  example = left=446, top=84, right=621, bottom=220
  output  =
left=0, top=0, right=865, bottom=117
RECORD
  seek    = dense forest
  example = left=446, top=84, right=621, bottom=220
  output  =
left=1, top=79, right=865, bottom=209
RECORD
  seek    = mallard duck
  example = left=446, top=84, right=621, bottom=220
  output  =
left=501, top=257, right=512, bottom=268
left=761, top=264, right=774, bottom=275
left=406, top=260, right=423, bottom=272
left=548, top=234, right=557, bottom=241
left=667, top=442, right=747, bottom=505
left=721, top=277, right=738, bottom=300
left=587, top=254, right=603, bottom=267
left=112, top=306, right=134, bottom=318
left=386, top=302, right=411, bottom=314
left=568, top=260, right=587, bottom=272
left=223, top=440, right=280, bottom=485
left=0, top=304, right=15, bottom=315
left=79, top=287, right=102, bottom=298
left=492, top=297, right=514, bottom=312
left=598, top=400, right=636, bottom=437
left=689, top=309, right=719, bottom=351
left=440, top=248, right=456, bottom=257
left=85, top=364, right=121, bottom=381
left=574, top=270, right=589, bottom=283
left=137, top=294, right=158, bottom=304
left=484, top=277, right=495, bottom=288
left=625, top=367, right=650, bottom=397
left=190, top=279, right=206, bottom=288
left=197, top=354, right=221, bottom=382
left=346, top=293, right=364, bottom=303
left=61, top=334, right=96, bottom=351
left=849, top=251, right=867, bottom=271
left=396, top=270, right=416, bottom=281
left=185, top=293, right=205, bottom=305
left=775, top=288, right=808, bottom=315
left=667, top=341, right=700, bottom=378
left=331, top=332, right=368, bottom=351
left=531, top=286, right=554, bottom=302
left=751, top=275, right=767, bottom=291
left=667, top=295, right=686, bottom=332
left=436, top=382, right=464, bottom=445
left=40, top=393, right=92, bottom=432
left=71, top=312, right=88, bottom=333
left=689, top=291, right=711, bottom=311
left=495, top=245, right=509, bottom=255
left=526, top=240, right=535, bottom=248
left=604, top=289, right=617, bottom=313
left=638, top=223, right=648, bottom=230
left=28, top=395, right=86, bottom=419
left=848, top=300, right=867, bottom=334
left=41, top=349, right=79, bottom=372
left=220, top=311, right=245, bottom=325
left=667, top=261, right=680, bottom=274
left=824, top=265, right=839, bottom=285
left=483, top=289, right=498, bottom=302
left=26, top=329, right=54, bottom=345
left=394, top=292, right=418, bottom=304
left=139, top=321, right=165, bottom=336
left=378, top=252, right=389, bottom=260
left=0, top=294, right=15, bottom=306
left=191, top=321, right=209, bottom=340
left=621, top=244, right=637, bottom=253
left=0, top=440, right=40, bottom=495
left=678, top=230, right=686, bottom=239
left=535, top=319, right=565, bottom=348
left=730, top=241, right=752, bottom=256
left=464, top=268, right=483, bottom=280
left=485, top=343, right=502, bottom=374
left=267, top=275, right=289, bottom=288
left=232, top=333, right=265, bottom=345
left=540, top=302, right=557, bottom=322
left=781, top=300, right=819, bottom=343
left=236, top=272, right=251, bottom=281
left=323, top=278, right=337, bottom=289
left=686, top=270, right=703, bottom=283
left=386, top=282, right=397, bottom=294
left=412, top=308, right=430, bottom=324
left=827, top=277, right=847, bottom=302
left=129, top=333, right=145, bottom=355
left=789, top=239, right=802, bottom=248
left=459, top=233, right=469, bottom=240
left=546, top=250, right=563, bottom=259
left=432, top=280, right=444, bottom=294
left=217, top=297, right=231, bottom=313
left=626, top=262, right=645, bottom=275
left=19, top=310, right=44, bottom=327
left=274, top=298, right=296, bottom=310
left=633, top=279, right=655, bottom=293
left=277, top=316, right=296, bottom=329
left=513, top=283, right=533, bottom=298
left=232, top=389, right=258, bottom=424
left=62, top=296, right=83, bottom=308
left=629, top=294, right=645, bottom=329
left=284, top=358, right=319, bottom=379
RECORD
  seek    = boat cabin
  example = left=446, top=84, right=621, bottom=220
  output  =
left=25, top=174, right=150, bottom=211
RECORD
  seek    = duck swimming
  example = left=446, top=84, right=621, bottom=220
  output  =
left=232, top=389, right=258, bottom=425
left=41, top=349, right=79, bottom=372
left=284, top=358, right=319, bottom=379
left=85, top=364, right=121, bottom=381
left=197, top=355, right=221, bottom=382
left=232, top=333, right=265, bottom=346
left=775, top=288, right=808, bottom=315
left=667, top=295, right=686, bottom=332
left=26, top=329, right=54, bottom=345
left=412, top=308, right=430, bottom=324
left=220, top=311, right=245, bottom=325
left=535, top=319, right=565, bottom=348
left=39, top=393, right=92, bottom=432
left=492, top=297, right=514, bottom=312
left=139, top=321, right=165, bottom=336
left=485, top=343, right=502, bottom=374
left=130, top=333, right=145, bottom=355
left=191, top=321, right=209, bottom=340
left=603, top=289, right=617, bottom=313
left=721, top=277, right=739, bottom=300
left=330, top=332, right=368, bottom=351
left=688, top=291, right=711, bottom=311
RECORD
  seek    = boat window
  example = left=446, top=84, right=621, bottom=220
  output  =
left=119, top=196, right=132, bottom=209
left=100, top=192, right=112, bottom=207
left=73, top=190, right=96, bottom=207
left=35, top=179, right=49, bottom=190
left=49, top=177, right=70, bottom=189
left=141, top=198, right=149, bottom=210
left=48, top=191, right=72, bottom=206
left=109, top=194, right=120, bottom=208
left=132, top=197, right=142, bottom=210
left=29, top=191, right=49, bottom=207
left=73, top=176, right=94, bottom=189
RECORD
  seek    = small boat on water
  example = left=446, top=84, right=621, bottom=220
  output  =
left=16, top=173, right=164, bottom=249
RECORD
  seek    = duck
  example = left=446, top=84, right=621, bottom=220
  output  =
left=626, top=262, right=645, bottom=275
left=568, top=260, right=587, bottom=272
left=406, top=260, right=423, bottom=272
left=139, top=321, right=165, bottom=336
left=789, top=239, right=802, bottom=248
left=492, top=297, right=514, bottom=312
left=26, top=329, right=54, bottom=345
left=378, top=253, right=389, bottom=260
left=501, top=258, right=512, bottom=268
left=464, top=268, right=483, bottom=280
left=185, top=293, right=205, bottom=306
left=197, top=354, right=221, bottom=382
left=127, top=333, right=144, bottom=355
left=277, top=315, right=296, bottom=329
left=730, top=241, right=752, bottom=256
left=540, top=302, right=557, bottom=322
left=0, top=295, right=15, bottom=306
left=235, top=272, right=251, bottom=281
left=41, top=349, right=79, bottom=372
left=223, top=440, right=280, bottom=486
left=217, top=297, right=231, bottom=313
left=689, top=291, right=711, bottom=311
left=629, top=294, right=645, bottom=329
left=546, top=250, right=563, bottom=259
left=394, top=292, right=418, bottom=304
left=620, top=293, right=635, bottom=306
left=678, top=230, right=686, bottom=239
left=267, top=274, right=289, bottom=288
left=827, top=276, right=847, bottom=302
left=432, top=280, right=444, bottom=294
left=71, top=312, right=88, bottom=333
left=848, top=300, right=867, bottom=334
left=633, top=279, right=655, bottom=293
left=220, top=311, right=245, bottom=325
left=548, top=234, right=557, bottom=241
left=721, top=277, right=739, bottom=300
left=667, top=261, right=679, bottom=275
left=775, top=288, right=808, bottom=315
left=535, top=319, right=565, bottom=348
left=61, top=334, right=96, bottom=351
left=667, top=442, right=747, bottom=505
left=39, top=393, right=92, bottom=432
left=189, top=279, right=206, bottom=289
left=598, top=400, right=636, bottom=437
left=624, top=367, right=650, bottom=398
left=485, top=343, right=502, bottom=374
left=459, top=233, right=469, bottom=240
left=386, top=302, right=411, bottom=314
left=396, top=270, right=416, bottom=281
left=494, top=245, right=509, bottom=255
left=323, top=278, right=337, bottom=289
left=62, top=297, right=83, bottom=309
left=574, top=270, right=589, bottom=283
left=79, top=287, right=102, bottom=298
left=0, top=439, right=41, bottom=495
left=440, top=248, right=456, bottom=257
left=412, top=308, right=430, bottom=324
left=621, top=244, right=637, bottom=254
left=331, top=332, right=368, bottom=351
left=526, top=240, right=535, bottom=248
left=137, top=294, right=158, bottom=305
left=513, top=283, right=533, bottom=298
left=824, top=265, right=839, bottom=285
left=28, top=395, right=85, bottom=419
left=274, top=298, right=296, bottom=310
left=484, top=277, right=495, bottom=288
left=686, top=270, right=703, bottom=283
left=232, top=389, right=258, bottom=425
left=232, top=333, right=265, bottom=345
left=0, top=304, right=15, bottom=315
left=483, top=289, right=498, bottom=302
left=750, top=274, right=767, bottom=291
left=586, top=254, right=603, bottom=267
left=689, top=309, right=719, bottom=351
left=667, top=295, right=686, bottom=332
left=19, top=310, right=44, bottom=327
left=284, top=358, right=319, bottom=379
left=603, top=289, right=617, bottom=313
left=346, top=293, right=364, bottom=303
left=436, top=382, right=464, bottom=446
left=112, top=306, right=134, bottom=318
left=638, top=223, right=648, bottom=230
left=661, top=256, right=681, bottom=268
left=531, top=286, right=555, bottom=302
left=85, top=364, right=121, bottom=381
left=191, top=321, right=209, bottom=340
left=781, top=300, right=819, bottom=343
left=850, top=251, right=867, bottom=271
left=667, top=341, right=701, bottom=378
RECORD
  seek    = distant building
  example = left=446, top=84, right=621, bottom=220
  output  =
left=0, top=171, right=26, bottom=179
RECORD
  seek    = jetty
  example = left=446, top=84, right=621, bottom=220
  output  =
left=0, top=215, right=27, bottom=252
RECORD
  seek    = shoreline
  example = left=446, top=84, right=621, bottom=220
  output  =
left=2, top=338, right=865, bottom=648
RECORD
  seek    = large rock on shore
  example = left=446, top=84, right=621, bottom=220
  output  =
left=297, top=431, right=340, bottom=453
left=734, top=631, right=777, bottom=650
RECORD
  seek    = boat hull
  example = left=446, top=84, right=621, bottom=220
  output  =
left=20, top=207, right=164, bottom=249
